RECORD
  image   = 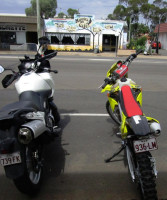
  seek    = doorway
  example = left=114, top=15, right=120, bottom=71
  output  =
left=102, top=34, right=116, bottom=52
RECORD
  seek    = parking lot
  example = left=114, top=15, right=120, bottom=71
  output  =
left=0, top=55, right=167, bottom=200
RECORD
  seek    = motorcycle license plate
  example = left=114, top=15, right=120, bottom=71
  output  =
left=133, top=138, right=158, bottom=153
left=0, top=152, right=21, bottom=166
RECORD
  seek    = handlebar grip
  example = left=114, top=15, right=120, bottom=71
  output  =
left=101, top=78, right=112, bottom=89
left=101, top=81, right=108, bottom=89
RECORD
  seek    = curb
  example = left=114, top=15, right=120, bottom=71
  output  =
left=0, top=51, right=167, bottom=59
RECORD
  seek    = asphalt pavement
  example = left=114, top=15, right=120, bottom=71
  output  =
left=0, top=55, right=166, bottom=200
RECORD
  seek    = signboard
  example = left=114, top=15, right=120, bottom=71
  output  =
left=0, top=24, right=26, bottom=31
left=45, top=14, right=124, bottom=34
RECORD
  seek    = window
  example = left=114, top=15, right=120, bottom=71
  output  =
left=46, top=33, right=90, bottom=45
left=51, top=36, right=59, bottom=44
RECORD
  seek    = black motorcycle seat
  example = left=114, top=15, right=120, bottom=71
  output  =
left=0, top=101, right=38, bottom=120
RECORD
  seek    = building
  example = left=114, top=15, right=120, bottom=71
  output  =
left=44, top=14, right=128, bottom=52
left=154, top=23, right=167, bottom=50
left=0, top=14, right=128, bottom=52
left=0, top=14, right=39, bottom=50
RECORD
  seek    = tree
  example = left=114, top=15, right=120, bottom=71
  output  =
left=67, top=8, right=79, bottom=19
left=107, top=14, right=116, bottom=20
left=112, top=5, right=127, bottom=20
left=58, top=12, right=66, bottom=18
left=25, top=0, right=57, bottom=19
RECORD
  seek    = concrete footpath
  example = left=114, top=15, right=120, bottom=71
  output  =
left=0, top=50, right=167, bottom=59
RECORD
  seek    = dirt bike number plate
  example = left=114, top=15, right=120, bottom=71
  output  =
left=0, top=152, right=21, bottom=166
left=133, top=138, right=158, bottom=153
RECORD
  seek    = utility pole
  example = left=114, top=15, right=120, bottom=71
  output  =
left=37, top=0, right=41, bottom=39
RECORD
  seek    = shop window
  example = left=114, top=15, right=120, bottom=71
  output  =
left=76, top=36, right=85, bottom=45
left=62, top=36, right=74, bottom=44
left=51, top=36, right=59, bottom=44
left=46, top=33, right=90, bottom=45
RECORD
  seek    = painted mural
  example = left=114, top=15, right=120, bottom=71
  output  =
left=45, top=14, right=124, bottom=33
left=44, top=14, right=125, bottom=51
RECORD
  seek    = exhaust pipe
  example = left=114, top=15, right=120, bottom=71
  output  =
left=150, top=122, right=161, bottom=137
left=18, top=120, right=47, bottom=144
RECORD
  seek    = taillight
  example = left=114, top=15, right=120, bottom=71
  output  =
left=1, top=149, right=9, bottom=154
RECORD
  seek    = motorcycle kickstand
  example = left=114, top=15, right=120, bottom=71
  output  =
left=105, top=143, right=126, bottom=163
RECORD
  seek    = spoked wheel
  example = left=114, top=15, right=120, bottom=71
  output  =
left=136, top=152, right=158, bottom=200
left=14, top=144, right=43, bottom=195
left=106, top=100, right=121, bottom=125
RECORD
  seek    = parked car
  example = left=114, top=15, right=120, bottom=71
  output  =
left=151, top=41, right=161, bottom=49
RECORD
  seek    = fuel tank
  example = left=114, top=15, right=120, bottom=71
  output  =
left=15, top=72, right=55, bottom=97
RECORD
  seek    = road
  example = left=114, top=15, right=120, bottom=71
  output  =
left=0, top=55, right=166, bottom=200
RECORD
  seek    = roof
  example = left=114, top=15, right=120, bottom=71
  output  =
left=0, top=14, right=37, bottom=24
left=154, top=23, right=167, bottom=33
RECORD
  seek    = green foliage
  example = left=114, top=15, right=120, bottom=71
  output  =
left=25, top=0, right=57, bottom=18
left=113, top=5, right=127, bottom=20
left=107, top=14, right=116, bottom=20
left=108, top=0, right=167, bottom=39
left=58, top=12, right=66, bottom=18
left=67, top=8, right=79, bottom=19
left=131, top=23, right=149, bottom=37
left=127, top=36, right=147, bottom=50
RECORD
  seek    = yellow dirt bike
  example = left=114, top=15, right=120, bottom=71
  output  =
left=100, top=50, right=161, bottom=200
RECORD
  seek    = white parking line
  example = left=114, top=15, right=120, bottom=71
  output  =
left=90, top=59, right=114, bottom=61
left=61, top=113, right=109, bottom=117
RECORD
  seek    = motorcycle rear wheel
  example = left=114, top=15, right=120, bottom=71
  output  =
left=127, top=149, right=158, bottom=200
left=13, top=145, right=43, bottom=195
left=106, top=100, right=121, bottom=125
left=136, top=152, right=158, bottom=200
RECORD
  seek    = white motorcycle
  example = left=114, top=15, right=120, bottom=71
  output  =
left=0, top=37, right=60, bottom=195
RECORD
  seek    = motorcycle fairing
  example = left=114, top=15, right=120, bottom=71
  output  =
left=120, top=85, right=143, bottom=117
left=108, top=97, right=118, bottom=112
left=101, top=84, right=112, bottom=93
left=121, top=112, right=128, bottom=139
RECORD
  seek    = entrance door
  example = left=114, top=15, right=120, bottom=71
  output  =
left=102, top=34, right=116, bottom=51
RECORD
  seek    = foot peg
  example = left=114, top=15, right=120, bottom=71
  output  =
left=52, top=126, right=61, bottom=136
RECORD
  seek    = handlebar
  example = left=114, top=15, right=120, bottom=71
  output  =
left=123, top=49, right=142, bottom=65
left=101, top=77, right=114, bottom=89
left=36, top=51, right=57, bottom=62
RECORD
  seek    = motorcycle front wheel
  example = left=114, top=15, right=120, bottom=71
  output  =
left=13, top=144, right=43, bottom=195
left=106, top=100, right=121, bottom=125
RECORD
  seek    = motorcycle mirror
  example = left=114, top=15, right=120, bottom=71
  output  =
left=0, top=65, right=4, bottom=74
left=38, top=36, right=50, bottom=45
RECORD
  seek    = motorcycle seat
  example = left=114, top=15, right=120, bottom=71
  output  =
left=0, top=101, right=38, bottom=120
left=120, top=85, right=143, bottom=117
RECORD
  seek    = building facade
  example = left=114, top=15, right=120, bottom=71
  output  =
left=0, top=14, right=38, bottom=50
left=154, top=23, right=167, bottom=50
left=44, top=14, right=127, bottom=52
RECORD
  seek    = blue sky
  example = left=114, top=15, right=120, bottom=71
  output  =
left=0, top=0, right=154, bottom=20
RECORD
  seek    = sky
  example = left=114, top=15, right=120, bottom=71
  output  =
left=0, top=0, right=154, bottom=20
left=0, top=0, right=121, bottom=19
